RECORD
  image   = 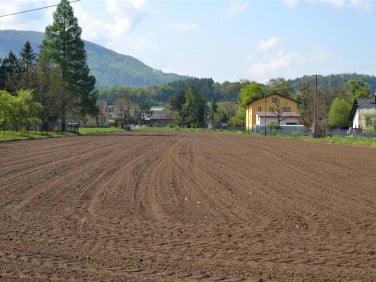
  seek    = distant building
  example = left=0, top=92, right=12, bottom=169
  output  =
left=349, top=96, right=376, bottom=134
left=245, top=93, right=300, bottom=131
left=146, top=109, right=172, bottom=127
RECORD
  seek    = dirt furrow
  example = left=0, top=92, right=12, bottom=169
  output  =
left=1, top=131, right=375, bottom=281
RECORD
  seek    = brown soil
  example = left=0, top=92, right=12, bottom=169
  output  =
left=0, top=131, right=375, bottom=281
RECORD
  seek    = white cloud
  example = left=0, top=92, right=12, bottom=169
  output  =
left=105, top=0, right=149, bottom=30
left=284, top=0, right=300, bottom=8
left=256, top=37, right=280, bottom=51
left=349, top=0, right=373, bottom=12
left=284, top=0, right=373, bottom=11
left=76, top=0, right=156, bottom=56
left=315, top=0, right=345, bottom=8
left=218, top=0, right=248, bottom=20
left=171, top=23, right=198, bottom=31
left=106, top=0, right=147, bottom=16
left=249, top=50, right=306, bottom=76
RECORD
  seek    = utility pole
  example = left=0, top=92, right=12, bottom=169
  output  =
left=264, top=89, right=267, bottom=136
left=313, top=74, right=318, bottom=138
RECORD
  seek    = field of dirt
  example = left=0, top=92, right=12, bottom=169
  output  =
left=0, top=131, right=375, bottom=281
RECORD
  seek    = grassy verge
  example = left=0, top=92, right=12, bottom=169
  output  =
left=0, top=130, right=65, bottom=141
left=78, top=127, right=123, bottom=135
left=0, top=127, right=124, bottom=141
left=135, top=127, right=376, bottom=147
left=294, top=135, right=376, bottom=147
left=133, top=126, right=206, bottom=132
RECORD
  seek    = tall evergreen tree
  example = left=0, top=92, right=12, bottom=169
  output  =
left=0, top=51, right=23, bottom=94
left=20, top=41, right=36, bottom=74
left=39, top=0, right=96, bottom=131
left=19, top=41, right=37, bottom=89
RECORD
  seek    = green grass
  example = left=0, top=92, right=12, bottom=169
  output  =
left=0, top=130, right=65, bottom=141
left=0, top=127, right=123, bottom=141
left=294, top=135, right=376, bottom=147
left=78, top=127, right=123, bottom=135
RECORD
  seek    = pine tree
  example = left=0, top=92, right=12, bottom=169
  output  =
left=20, top=41, right=36, bottom=74
left=0, top=51, right=23, bottom=94
left=19, top=41, right=37, bottom=89
left=39, top=0, right=96, bottom=131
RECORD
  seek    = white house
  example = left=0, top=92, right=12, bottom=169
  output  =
left=349, top=96, right=376, bottom=134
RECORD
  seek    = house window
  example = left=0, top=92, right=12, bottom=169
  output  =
left=258, top=106, right=262, bottom=112
left=269, top=107, right=274, bottom=112
left=272, top=97, right=278, bottom=103
left=283, top=107, right=291, bottom=112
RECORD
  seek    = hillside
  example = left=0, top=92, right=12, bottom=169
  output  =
left=289, top=73, right=376, bottom=93
left=0, top=30, right=189, bottom=88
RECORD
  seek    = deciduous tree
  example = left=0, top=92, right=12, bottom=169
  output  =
left=328, top=97, right=352, bottom=128
left=182, top=85, right=206, bottom=128
left=346, top=79, right=372, bottom=99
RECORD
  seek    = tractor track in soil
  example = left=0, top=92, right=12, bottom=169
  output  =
left=0, top=131, right=375, bottom=280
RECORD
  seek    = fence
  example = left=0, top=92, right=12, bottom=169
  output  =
left=1, top=121, right=44, bottom=135
left=253, top=125, right=308, bottom=136
left=0, top=121, right=78, bottom=136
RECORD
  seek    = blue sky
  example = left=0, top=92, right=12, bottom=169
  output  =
left=0, top=0, right=375, bottom=83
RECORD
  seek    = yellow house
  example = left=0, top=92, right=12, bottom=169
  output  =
left=245, top=93, right=299, bottom=131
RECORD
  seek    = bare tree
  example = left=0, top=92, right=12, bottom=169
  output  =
left=271, top=97, right=288, bottom=125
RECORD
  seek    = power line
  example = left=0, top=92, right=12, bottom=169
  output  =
left=0, top=0, right=80, bottom=18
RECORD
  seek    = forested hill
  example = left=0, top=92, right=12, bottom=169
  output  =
left=0, top=30, right=189, bottom=88
left=289, top=73, right=376, bottom=93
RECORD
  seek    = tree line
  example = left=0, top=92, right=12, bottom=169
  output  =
left=0, top=0, right=96, bottom=132
left=97, top=74, right=374, bottom=130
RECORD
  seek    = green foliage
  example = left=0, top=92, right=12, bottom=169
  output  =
left=0, top=89, right=42, bottom=127
left=239, top=81, right=263, bottom=107
left=228, top=116, right=244, bottom=128
left=265, top=77, right=295, bottom=97
left=168, top=85, right=206, bottom=128
left=214, top=101, right=238, bottom=125
left=267, top=124, right=281, bottom=130
left=78, top=127, right=123, bottom=135
left=346, top=79, right=372, bottom=99
left=20, top=41, right=36, bottom=72
left=214, top=81, right=241, bottom=102
left=182, top=85, right=206, bottom=128
left=39, top=0, right=96, bottom=130
left=328, top=97, right=352, bottom=128
left=98, top=78, right=216, bottom=106
left=33, top=63, right=64, bottom=127
left=0, top=51, right=23, bottom=93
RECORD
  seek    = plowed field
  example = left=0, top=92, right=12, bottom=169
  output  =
left=1, top=131, right=375, bottom=281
